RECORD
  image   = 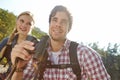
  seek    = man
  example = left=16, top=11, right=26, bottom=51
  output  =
left=10, top=5, right=111, bottom=80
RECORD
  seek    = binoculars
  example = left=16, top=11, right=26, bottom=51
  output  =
left=26, top=35, right=49, bottom=60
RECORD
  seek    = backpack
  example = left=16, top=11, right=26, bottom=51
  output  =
left=46, top=41, right=81, bottom=80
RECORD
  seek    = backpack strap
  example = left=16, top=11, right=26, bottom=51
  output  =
left=69, top=41, right=81, bottom=80
left=47, top=63, right=72, bottom=69
left=45, top=41, right=81, bottom=80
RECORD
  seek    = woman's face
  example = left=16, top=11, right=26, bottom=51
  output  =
left=16, top=15, right=33, bottom=36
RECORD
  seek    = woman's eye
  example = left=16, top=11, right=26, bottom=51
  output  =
left=27, top=22, right=31, bottom=26
left=20, top=19, right=24, bottom=23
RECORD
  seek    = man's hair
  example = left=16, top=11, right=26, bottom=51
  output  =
left=49, top=5, right=72, bottom=32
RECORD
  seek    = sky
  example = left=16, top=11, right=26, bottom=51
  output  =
left=0, top=0, right=120, bottom=48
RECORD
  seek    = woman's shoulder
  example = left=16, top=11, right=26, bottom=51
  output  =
left=0, top=37, right=9, bottom=45
left=0, top=37, right=9, bottom=51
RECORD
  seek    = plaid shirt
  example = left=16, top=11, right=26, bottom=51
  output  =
left=23, top=39, right=111, bottom=80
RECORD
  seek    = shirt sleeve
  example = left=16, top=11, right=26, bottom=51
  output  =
left=0, top=38, right=8, bottom=51
left=82, top=46, right=111, bottom=80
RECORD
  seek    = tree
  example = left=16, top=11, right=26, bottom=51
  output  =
left=0, top=8, right=16, bottom=41
left=31, top=27, right=47, bottom=39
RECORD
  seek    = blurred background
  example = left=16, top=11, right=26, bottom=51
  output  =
left=0, top=0, right=120, bottom=79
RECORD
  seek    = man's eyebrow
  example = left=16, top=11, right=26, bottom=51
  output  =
left=52, top=17, right=57, bottom=19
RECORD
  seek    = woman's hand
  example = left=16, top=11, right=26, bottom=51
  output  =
left=11, top=40, right=35, bottom=67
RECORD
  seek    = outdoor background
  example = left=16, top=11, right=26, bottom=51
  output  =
left=0, top=0, right=120, bottom=80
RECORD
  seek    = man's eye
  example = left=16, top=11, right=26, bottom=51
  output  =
left=52, top=18, right=57, bottom=22
left=61, top=20, right=67, bottom=26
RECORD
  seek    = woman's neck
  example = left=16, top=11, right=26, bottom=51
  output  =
left=17, top=34, right=27, bottom=44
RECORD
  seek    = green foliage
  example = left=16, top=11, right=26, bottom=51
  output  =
left=31, top=27, right=47, bottom=39
left=107, top=43, right=120, bottom=55
left=88, top=42, right=120, bottom=80
left=0, top=8, right=16, bottom=41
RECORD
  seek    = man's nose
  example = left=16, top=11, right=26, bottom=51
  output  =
left=56, top=21, right=62, bottom=27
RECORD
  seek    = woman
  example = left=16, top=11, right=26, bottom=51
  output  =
left=0, top=11, right=38, bottom=79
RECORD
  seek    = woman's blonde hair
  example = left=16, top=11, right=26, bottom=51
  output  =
left=17, top=11, right=35, bottom=24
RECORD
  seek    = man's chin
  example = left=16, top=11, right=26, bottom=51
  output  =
left=51, top=36, right=60, bottom=41
left=52, top=38, right=59, bottom=41
left=51, top=36, right=66, bottom=42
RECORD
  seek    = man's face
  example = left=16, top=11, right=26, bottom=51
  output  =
left=49, top=12, right=69, bottom=41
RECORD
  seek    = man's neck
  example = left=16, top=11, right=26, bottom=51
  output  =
left=50, top=39, right=65, bottom=52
